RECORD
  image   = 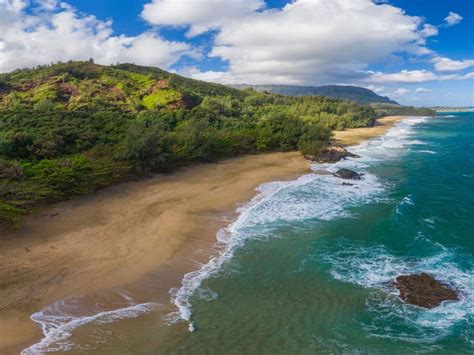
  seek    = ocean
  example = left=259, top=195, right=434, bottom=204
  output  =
left=23, top=113, right=473, bottom=354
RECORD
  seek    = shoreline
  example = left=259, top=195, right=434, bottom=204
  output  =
left=0, top=116, right=406, bottom=353
left=332, top=116, right=405, bottom=146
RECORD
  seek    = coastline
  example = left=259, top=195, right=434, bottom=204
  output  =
left=332, top=116, right=405, bottom=146
left=0, top=116, right=406, bottom=353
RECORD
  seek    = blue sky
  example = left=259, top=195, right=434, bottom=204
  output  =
left=1, top=0, right=473, bottom=106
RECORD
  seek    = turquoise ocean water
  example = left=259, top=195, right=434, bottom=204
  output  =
left=24, top=113, right=473, bottom=354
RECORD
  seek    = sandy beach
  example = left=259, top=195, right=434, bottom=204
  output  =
left=333, top=116, right=405, bottom=145
left=0, top=116, right=406, bottom=353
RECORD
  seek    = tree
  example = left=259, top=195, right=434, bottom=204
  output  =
left=298, top=124, right=332, bottom=156
left=124, top=120, right=171, bottom=172
left=256, top=113, right=304, bottom=151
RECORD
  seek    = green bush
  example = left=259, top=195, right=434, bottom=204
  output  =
left=0, top=158, right=24, bottom=179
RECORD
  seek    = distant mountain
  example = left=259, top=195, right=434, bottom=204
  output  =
left=234, top=84, right=399, bottom=105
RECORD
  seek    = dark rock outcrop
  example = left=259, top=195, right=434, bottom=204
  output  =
left=334, top=168, right=361, bottom=180
left=307, top=145, right=359, bottom=163
left=394, top=273, right=459, bottom=308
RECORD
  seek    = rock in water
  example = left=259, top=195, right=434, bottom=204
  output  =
left=394, top=273, right=459, bottom=308
left=334, top=168, right=361, bottom=180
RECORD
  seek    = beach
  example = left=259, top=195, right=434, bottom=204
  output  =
left=332, top=116, right=404, bottom=145
left=0, top=116, right=405, bottom=353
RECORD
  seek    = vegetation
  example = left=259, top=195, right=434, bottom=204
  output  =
left=0, top=61, right=378, bottom=226
left=370, top=103, right=436, bottom=117
left=432, top=107, right=473, bottom=113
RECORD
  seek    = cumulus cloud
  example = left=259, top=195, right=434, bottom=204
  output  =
left=144, top=0, right=438, bottom=85
left=432, top=57, right=474, bottom=72
left=439, top=72, right=474, bottom=81
left=444, top=11, right=463, bottom=27
left=420, top=24, right=438, bottom=37
left=0, top=0, right=194, bottom=72
left=35, top=0, right=59, bottom=10
left=141, top=0, right=265, bottom=37
left=367, top=70, right=437, bottom=83
left=392, top=88, right=410, bottom=96
left=366, top=69, right=474, bottom=84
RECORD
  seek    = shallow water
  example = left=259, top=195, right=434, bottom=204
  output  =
left=24, top=113, right=474, bottom=354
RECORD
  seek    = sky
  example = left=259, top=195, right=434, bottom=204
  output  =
left=0, top=0, right=472, bottom=106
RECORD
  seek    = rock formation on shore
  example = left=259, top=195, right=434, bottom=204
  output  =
left=394, top=273, right=459, bottom=308
left=306, top=145, right=359, bottom=163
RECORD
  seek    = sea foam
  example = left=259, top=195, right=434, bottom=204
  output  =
left=319, top=241, right=473, bottom=343
left=22, top=295, right=158, bottom=354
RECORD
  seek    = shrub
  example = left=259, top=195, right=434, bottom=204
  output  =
left=0, top=158, right=24, bottom=179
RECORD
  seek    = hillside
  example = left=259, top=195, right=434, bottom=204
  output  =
left=0, top=61, right=378, bottom=226
left=233, top=84, right=399, bottom=105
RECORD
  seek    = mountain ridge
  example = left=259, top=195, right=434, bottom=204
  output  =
left=233, top=84, right=399, bottom=105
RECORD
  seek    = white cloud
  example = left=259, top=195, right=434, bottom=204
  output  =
left=366, top=68, right=474, bottom=84
left=439, top=72, right=474, bottom=81
left=415, top=87, right=431, bottom=93
left=0, top=1, right=194, bottom=72
left=141, top=0, right=265, bottom=37
left=444, top=11, right=463, bottom=27
left=365, top=84, right=386, bottom=94
left=35, top=0, right=59, bottom=10
left=144, top=0, right=438, bottom=85
left=432, top=57, right=474, bottom=72
left=420, top=24, right=438, bottom=38
left=4, top=0, right=27, bottom=12
left=392, top=88, right=410, bottom=96
left=368, top=70, right=437, bottom=83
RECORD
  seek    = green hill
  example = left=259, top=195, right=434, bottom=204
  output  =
left=233, top=84, right=399, bottom=105
left=0, top=61, right=378, bottom=226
